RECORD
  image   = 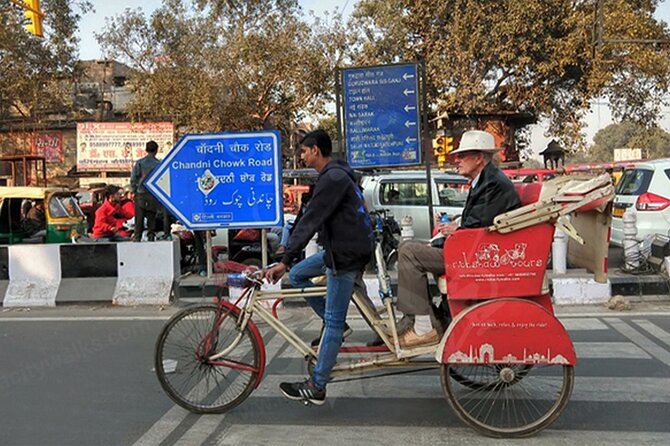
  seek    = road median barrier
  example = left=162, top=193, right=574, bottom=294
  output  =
left=0, top=241, right=179, bottom=307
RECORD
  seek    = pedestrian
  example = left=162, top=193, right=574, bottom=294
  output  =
left=119, top=185, right=135, bottom=220
left=263, top=129, right=373, bottom=405
left=22, top=199, right=46, bottom=237
left=130, top=140, right=161, bottom=241
left=396, top=130, right=521, bottom=348
left=92, top=185, right=131, bottom=242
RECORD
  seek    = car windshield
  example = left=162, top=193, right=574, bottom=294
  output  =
left=48, top=195, right=85, bottom=218
left=615, top=169, right=652, bottom=195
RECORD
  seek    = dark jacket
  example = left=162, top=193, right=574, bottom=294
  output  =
left=22, top=206, right=45, bottom=236
left=281, top=159, right=372, bottom=273
left=130, top=154, right=160, bottom=195
left=461, top=161, right=521, bottom=228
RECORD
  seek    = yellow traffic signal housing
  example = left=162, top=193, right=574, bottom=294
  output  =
left=23, top=0, right=44, bottom=37
left=432, top=136, right=447, bottom=168
left=433, top=136, right=445, bottom=156
left=444, top=136, right=454, bottom=154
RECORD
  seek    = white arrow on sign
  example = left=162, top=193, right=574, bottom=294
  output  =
left=406, top=137, right=417, bottom=144
left=404, top=120, right=417, bottom=128
left=403, top=88, right=415, bottom=96
left=403, top=72, right=415, bottom=80
left=154, top=167, right=172, bottom=197
left=404, top=104, right=416, bottom=112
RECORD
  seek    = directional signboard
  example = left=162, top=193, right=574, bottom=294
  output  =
left=342, top=63, right=421, bottom=168
left=145, top=131, right=282, bottom=230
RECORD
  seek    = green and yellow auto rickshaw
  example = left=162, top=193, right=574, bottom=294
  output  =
left=0, top=186, right=88, bottom=244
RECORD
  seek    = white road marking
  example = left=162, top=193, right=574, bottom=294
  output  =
left=632, top=319, right=670, bottom=347
left=605, top=318, right=670, bottom=367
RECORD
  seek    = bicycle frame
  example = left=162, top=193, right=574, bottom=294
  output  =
left=208, top=283, right=441, bottom=378
left=208, top=215, right=441, bottom=378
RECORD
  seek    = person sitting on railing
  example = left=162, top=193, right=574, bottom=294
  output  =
left=396, top=130, right=521, bottom=348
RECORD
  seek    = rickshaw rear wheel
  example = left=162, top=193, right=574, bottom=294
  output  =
left=441, top=363, right=574, bottom=438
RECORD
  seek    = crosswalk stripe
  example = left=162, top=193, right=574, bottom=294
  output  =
left=251, top=374, right=670, bottom=403
left=212, top=425, right=670, bottom=445
left=560, top=317, right=609, bottom=331
left=632, top=319, right=670, bottom=348
left=604, top=318, right=670, bottom=368
left=574, top=341, right=651, bottom=359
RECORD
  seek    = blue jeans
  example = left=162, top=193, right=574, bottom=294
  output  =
left=280, top=221, right=293, bottom=247
left=289, top=251, right=327, bottom=318
left=311, top=268, right=357, bottom=389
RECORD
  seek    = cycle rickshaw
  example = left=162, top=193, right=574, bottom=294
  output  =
left=154, top=174, right=614, bottom=438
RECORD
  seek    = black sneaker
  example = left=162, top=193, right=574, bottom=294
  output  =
left=279, top=379, right=326, bottom=405
left=310, top=323, right=353, bottom=347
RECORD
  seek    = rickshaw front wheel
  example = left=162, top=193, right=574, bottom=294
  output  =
left=441, top=363, right=574, bottom=438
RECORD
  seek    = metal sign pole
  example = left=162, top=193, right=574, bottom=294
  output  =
left=206, top=231, right=213, bottom=278
left=335, top=68, right=344, bottom=158
left=420, top=59, right=435, bottom=235
left=261, top=228, right=268, bottom=267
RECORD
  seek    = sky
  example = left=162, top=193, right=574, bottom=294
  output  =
left=75, top=0, right=670, bottom=159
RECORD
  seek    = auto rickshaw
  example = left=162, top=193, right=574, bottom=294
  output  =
left=0, top=186, right=88, bottom=244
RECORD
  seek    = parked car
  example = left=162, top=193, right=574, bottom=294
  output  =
left=361, top=170, right=470, bottom=240
left=610, top=159, right=670, bottom=246
left=0, top=186, right=88, bottom=244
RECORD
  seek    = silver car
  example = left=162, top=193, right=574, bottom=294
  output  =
left=361, top=170, right=470, bottom=240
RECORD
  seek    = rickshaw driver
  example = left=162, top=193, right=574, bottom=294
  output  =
left=263, top=129, right=373, bottom=406
left=396, top=130, right=522, bottom=348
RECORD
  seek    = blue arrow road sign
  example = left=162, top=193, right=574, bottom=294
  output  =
left=145, top=131, right=283, bottom=230
left=343, top=63, right=421, bottom=168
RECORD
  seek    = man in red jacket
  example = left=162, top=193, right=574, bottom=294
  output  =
left=92, top=185, right=131, bottom=242
left=119, top=186, right=135, bottom=220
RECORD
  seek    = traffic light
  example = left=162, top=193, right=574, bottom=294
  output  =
left=433, top=136, right=447, bottom=168
left=23, top=0, right=44, bottom=37
left=433, top=136, right=446, bottom=157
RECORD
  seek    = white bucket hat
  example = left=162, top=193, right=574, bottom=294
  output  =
left=450, top=130, right=499, bottom=155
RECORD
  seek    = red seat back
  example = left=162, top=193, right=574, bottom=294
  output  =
left=514, top=183, right=542, bottom=206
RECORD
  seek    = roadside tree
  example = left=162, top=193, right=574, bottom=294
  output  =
left=0, top=0, right=92, bottom=126
left=96, top=0, right=347, bottom=163
left=589, top=121, right=670, bottom=161
left=349, top=0, right=670, bottom=151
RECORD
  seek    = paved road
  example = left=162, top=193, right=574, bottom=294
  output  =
left=1, top=305, right=670, bottom=445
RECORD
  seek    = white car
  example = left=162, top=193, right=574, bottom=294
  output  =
left=361, top=170, right=470, bottom=240
left=610, top=158, right=670, bottom=246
